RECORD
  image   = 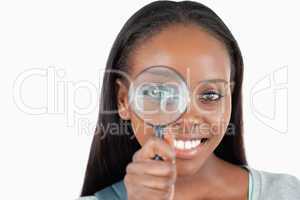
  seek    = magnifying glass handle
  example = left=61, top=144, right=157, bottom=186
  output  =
left=153, top=126, right=164, bottom=161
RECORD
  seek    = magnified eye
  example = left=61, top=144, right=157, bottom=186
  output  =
left=142, top=86, right=160, bottom=99
left=142, top=85, right=178, bottom=102
left=142, top=85, right=163, bottom=100
left=198, top=91, right=224, bottom=102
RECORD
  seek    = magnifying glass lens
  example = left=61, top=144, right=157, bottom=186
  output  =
left=129, top=66, right=189, bottom=126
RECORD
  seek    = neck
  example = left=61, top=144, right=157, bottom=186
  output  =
left=174, top=153, right=229, bottom=198
left=173, top=154, right=249, bottom=199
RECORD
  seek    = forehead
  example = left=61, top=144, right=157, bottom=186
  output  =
left=128, top=24, right=231, bottom=84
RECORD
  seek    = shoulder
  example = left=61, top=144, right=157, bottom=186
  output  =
left=247, top=166, right=300, bottom=199
left=77, top=180, right=127, bottom=200
left=258, top=169, right=300, bottom=194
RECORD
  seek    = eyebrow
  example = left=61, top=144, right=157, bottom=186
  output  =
left=136, top=66, right=229, bottom=84
left=197, top=79, right=229, bottom=84
left=134, top=65, right=182, bottom=77
left=148, top=70, right=172, bottom=77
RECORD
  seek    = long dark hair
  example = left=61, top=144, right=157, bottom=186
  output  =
left=80, top=0, right=247, bottom=196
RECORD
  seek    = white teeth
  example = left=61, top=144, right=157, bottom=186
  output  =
left=185, top=141, right=192, bottom=149
left=174, top=139, right=202, bottom=150
left=177, top=140, right=185, bottom=150
left=193, top=140, right=199, bottom=147
left=191, top=140, right=196, bottom=147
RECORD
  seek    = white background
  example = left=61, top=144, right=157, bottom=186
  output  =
left=0, top=0, right=299, bottom=199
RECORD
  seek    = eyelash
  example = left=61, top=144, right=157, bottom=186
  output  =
left=197, top=91, right=224, bottom=103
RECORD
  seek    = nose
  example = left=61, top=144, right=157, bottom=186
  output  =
left=168, top=88, right=205, bottom=133
left=175, top=108, right=203, bottom=131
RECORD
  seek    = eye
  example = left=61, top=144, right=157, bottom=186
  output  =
left=198, top=91, right=224, bottom=102
left=142, top=86, right=161, bottom=99
left=141, top=85, right=178, bottom=101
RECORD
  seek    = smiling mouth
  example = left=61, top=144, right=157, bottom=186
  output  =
left=174, top=138, right=209, bottom=150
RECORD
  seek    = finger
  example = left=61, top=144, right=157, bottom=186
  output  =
left=126, top=172, right=175, bottom=192
left=164, top=130, right=175, bottom=153
left=133, top=136, right=175, bottom=162
left=126, top=160, right=176, bottom=177
left=163, top=129, right=176, bottom=164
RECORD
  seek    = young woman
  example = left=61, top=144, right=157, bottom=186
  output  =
left=78, top=1, right=300, bottom=199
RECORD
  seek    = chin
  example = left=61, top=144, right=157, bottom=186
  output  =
left=175, top=155, right=208, bottom=178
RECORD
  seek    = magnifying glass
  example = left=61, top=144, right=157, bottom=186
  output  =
left=128, top=65, right=190, bottom=160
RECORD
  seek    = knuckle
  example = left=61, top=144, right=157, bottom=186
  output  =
left=162, top=192, right=171, bottom=200
left=132, top=151, right=140, bottom=162
left=160, top=180, right=171, bottom=190
left=164, top=163, right=175, bottom=176
left=147, top=137, right=157, bottom=148
left=126, top=163, right=134, bottom=174
left=124, top=174, right=131, bottom=184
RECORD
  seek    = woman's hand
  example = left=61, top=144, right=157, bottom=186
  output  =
left=124, top=136, right=177, bottom=200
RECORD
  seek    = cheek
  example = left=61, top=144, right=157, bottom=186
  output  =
left=129, top=113, right=155, bottom=146
left=206, top=96, right=232, bottom=138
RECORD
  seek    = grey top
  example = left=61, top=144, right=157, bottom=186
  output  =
left=77, top=166, right=300, bottom=200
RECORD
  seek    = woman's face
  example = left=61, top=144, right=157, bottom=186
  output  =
left=117, top=24, right=232, bottom=177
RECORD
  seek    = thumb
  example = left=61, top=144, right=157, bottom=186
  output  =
left=164, top=128, right=176, bottom=164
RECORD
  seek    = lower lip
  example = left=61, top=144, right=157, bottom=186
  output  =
left=175, top=140, right=208, bottom=160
